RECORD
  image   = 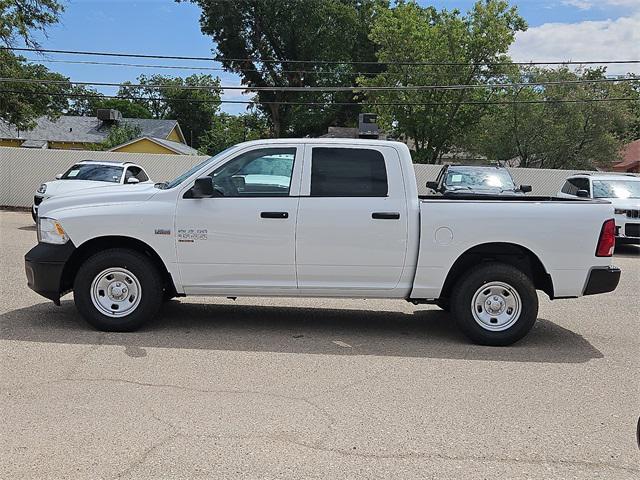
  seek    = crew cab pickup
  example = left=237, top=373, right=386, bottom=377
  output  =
left=25, top=139, right=621, bottom=345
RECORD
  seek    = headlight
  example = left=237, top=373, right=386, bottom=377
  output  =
left=37, top=184, right=47, bottom=194
left=614, top=209, right=626, bottom=215
left=38, top=217, right=69, bottom=244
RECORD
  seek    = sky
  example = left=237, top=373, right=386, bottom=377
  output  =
left=20, top=0, right=640, bottom=115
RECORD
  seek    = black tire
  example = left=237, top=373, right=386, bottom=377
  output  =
left=73, top=248, right=163, bottom=332
left=450, top=263, right=538, bottom=346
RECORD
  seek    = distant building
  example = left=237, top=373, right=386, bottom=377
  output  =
left=0, top=109, right=196, bottom=155
left=612, top=139, right=640, bottom=173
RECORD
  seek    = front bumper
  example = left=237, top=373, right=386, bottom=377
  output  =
left=583, top=266, right=621, bottom=296
left=25, top=242, right=75, bottom=304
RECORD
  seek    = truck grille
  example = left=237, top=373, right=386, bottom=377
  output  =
left=33, top=195, right=43, bottom=206
left=624, top=209, right=639, bottom=219
left=625, top=224, right=640, bottom=238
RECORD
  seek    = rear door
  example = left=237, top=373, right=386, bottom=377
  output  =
left=296, top=144, right=409, bottom=292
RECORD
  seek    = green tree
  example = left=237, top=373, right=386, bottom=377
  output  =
left=118, top=74, right=221, bottom=147
left=0, top=0, right=69, bottom=129
left=360, top=0, right=526, bottom=163
left=66, top=94, right=153, bottom=119
left=92, top=122, right=142, bottom=151
left=182, top=0, right=388, bottom=137
left=463, top=67, right=639, bottom=170
left=198, top=112, right=269, bottom=155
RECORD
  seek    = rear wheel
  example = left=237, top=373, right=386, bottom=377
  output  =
left=451, top=263, right=538, bottom=346
left=73, top=248, right=163, bottom=331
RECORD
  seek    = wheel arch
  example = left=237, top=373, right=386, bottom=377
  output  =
left=60, top=236, right=178, bottom=297
left=439, top=242, right=554, bottom=301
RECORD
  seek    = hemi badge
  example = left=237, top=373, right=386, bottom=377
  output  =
left=154, top=229, right=171, bottom=235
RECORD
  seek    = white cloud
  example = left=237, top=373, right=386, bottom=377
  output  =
left=562, top=0, right=640, bottom=10
left=562, top=0, right=594, bottom=10
left=510, top=13, right=640, bottom=75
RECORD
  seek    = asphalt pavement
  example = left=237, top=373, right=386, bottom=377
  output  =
left=1, top=210, right=639, bottom=479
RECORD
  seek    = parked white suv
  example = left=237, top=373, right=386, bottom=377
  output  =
left=32, top=160, right=152, bottom=221
left=558, top=173, right=640, bottom=244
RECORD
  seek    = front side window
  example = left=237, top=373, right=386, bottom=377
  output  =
left=562, top=178, right=590, bottom=195
left=310, top=147, right=388, bottom=197
left=60, top=164, right=123, bottom=183
left=593, top=180, right=640, bottom=199
left=208, top=147, right=296, bottom=197
left=125, top=166, right=149, bottom=182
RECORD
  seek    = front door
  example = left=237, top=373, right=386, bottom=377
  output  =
left=296, top=145, right=409, bottom=292
left=175, top=145, right=302, bottom=293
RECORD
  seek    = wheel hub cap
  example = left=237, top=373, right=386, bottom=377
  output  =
left=471, top=282, right=521, bottom=332
left=90, top=268, right=142, bottom=317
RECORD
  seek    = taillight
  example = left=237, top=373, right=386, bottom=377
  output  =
left=596, top=219, right=616, bottom=257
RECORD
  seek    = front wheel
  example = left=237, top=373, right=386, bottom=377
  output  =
left=74, top=248, right=163, bottom=331
left=451, top=263, right=538, bottom=346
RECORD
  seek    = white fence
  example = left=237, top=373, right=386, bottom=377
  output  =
left=0, top=147, right=208, bottom=208
left=0, top=146, right=611, bottom=208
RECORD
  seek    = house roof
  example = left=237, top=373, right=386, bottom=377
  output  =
left=0, top=115, right=179, bottom=144
left=109, top=136, right=199, bottom=155
left=613, top=139, right=640, bottom=171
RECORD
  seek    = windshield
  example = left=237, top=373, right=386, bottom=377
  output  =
left=592, top=179, right=640, bottom=199
left=61, top=164, right=123, bottom=183
left=444, top=167, right=516, bottom=191
left=162, top=146, right=236, bottom=189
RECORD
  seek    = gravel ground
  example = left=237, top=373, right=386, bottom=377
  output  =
left=1, top=210, right=639, bottom=479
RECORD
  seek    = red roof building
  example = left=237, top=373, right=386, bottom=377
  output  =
left=613, top=139, right=640, bottom=173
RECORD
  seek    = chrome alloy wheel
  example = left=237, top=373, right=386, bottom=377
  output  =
left=90, top=268, right=142, bottom=317
left=471, top=281, right=522, bottom=332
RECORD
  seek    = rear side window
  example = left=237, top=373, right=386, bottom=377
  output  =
left=310, top=148, right=388, bottom=197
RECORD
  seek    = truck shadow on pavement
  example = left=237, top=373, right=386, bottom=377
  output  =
left=0, top=300, right=603, bottom=364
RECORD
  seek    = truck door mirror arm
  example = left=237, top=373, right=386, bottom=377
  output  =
left=185, top=176, right=215, bottom=198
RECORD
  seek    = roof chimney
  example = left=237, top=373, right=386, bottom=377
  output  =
left=97, top=109, right=122, bottom=123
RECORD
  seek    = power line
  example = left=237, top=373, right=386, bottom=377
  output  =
left=1, top=89, right=636, bottom=107
left=23, top=57, right=384, bottom=77
left=4, top=46, right=640, bottom=67
left=1, top=76, right=637, bottom=92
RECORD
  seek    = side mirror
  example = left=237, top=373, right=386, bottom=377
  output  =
left=519, top=185, right=532, bottom=193
left=426, top=181, right=439, bottom=192
left=187, top=176, right=214, bottom=198
left=55, top=174, right=62, bottom=180
left=126, top=177, right=140, bottom=184
left=576, top=189, right=590, bottom=198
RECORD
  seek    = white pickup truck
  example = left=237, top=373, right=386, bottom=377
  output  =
left=25, top=139, right=620, bottom=345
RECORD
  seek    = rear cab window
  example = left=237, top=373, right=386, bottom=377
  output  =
left=310, top=147, right=388, bottom=197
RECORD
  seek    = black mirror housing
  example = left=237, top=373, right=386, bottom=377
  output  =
left=520, top=185, right=532, bottom=193
left=426, top=181, right=439, bottom=191
left=188, top=177, right=215, bottom=198
left=576, top=189, right=590, bottom=198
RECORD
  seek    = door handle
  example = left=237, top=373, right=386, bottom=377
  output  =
left=261, top=211, right=289, bottom=219
left=372, top=212, right=400, bottom=220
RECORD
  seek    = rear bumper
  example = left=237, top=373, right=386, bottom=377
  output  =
left=583, top=266, right=621, bottom=296
left=25, top=242, right=75, bottom=304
